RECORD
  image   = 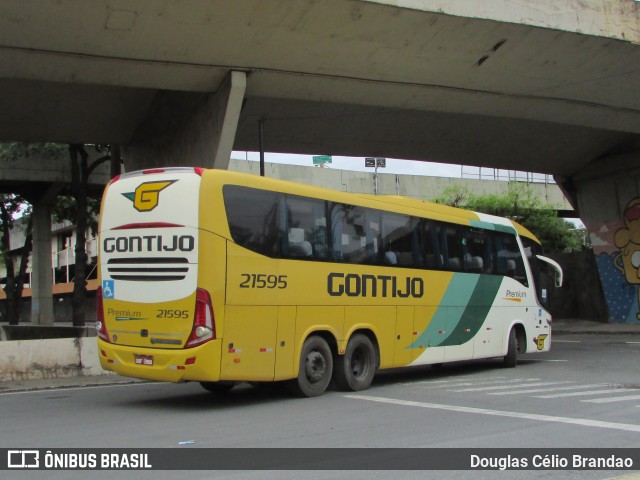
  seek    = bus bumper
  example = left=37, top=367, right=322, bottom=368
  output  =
left=97, top=338, right=222, bottom=383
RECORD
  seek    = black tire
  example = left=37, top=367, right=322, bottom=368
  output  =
left=289, top=336, right=333, bottom=397
left=503, top=328, right=518, bottom=368
left=200, top=382, right=235, bottom=394
left=333, top=334, right=377, bottom=391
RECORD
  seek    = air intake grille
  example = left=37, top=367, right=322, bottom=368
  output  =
left=106, top=257, right=189, bottom=281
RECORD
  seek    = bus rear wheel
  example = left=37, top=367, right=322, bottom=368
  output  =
left=200, top=382, right=235, bottom=394
left=289, top=335, right=333, bottom=397
left=333, top=334, right=377, bottom=391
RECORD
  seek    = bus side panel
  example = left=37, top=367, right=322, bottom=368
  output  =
left=473, top=308, right=506, bottom=359
left=219, top=305, right=278, bottom=381
left=196, top=232, right=228, bottom=342
left=274, top=306, right=296, bottom=381
left=443, top=306, right=477, bottom=362
left=409, top=305, right=444, bottom=365
left=528, top=305, right=552, bottom=353
left=394, top=306, right=414, bottom=366
left=295, top=306, right=343, bottom=361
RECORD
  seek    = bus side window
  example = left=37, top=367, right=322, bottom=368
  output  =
left=463, top=228, right=490, bottom=274
left=483, top=233, right=496, bottom=274
left=423, top=220, right=444, bottom=269
left=284, top=195, right=328, bottom=260
left=495, top=233, right=528, bottom=286
left=339, top=205, right=372, bottom=264
left=364, top=209, right=382, bottom=265
left=329, top=203, right=344, bottom=261
left=381, top=213, right=420, bottom=268
left=443, top=224, right=464, bottom=272
left=223, top=186, right=282, bottom=257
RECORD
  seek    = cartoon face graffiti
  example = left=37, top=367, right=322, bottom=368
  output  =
left=614, top=198, right=640, bottom=284
left=613, top=198, right=640, bottom=321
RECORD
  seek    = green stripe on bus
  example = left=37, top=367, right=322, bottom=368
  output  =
left=409, top=274, right=479, bottom=349
left=443, top=275, right=503, bottom=346
left=470, top=219, right=516, bottom=234
left=408, top=274, right=503, bottom=349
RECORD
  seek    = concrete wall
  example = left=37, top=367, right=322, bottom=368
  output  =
left=575, top=152, right=640, bottom=323
left=0, top=295, right=97, bottom=325
left=549, top=250, right=608, bottom=321
left=0, top=337, right=111, bottom=382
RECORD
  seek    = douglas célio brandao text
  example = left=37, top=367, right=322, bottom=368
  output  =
left=470, top=453, right=634, bottom=470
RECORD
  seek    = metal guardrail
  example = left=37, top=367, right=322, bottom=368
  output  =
left=460, top=166, right=555, bottom=184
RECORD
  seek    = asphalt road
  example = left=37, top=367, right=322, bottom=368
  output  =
left=2, top=333, right=640, bottom=480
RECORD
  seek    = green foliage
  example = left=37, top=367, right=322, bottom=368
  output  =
left=0, top=193, right=30, bottom=222
left=53, top=196, right=99, bottom=236
left=435, top=183, right=582, bottom=253
left=0, top=194, right=31, bottom=254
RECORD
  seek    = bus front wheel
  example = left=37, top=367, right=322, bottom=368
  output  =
left=503, top=328, right=518, bottom=368
left=333, top=334, right=377, bottom=391
left=290, top=336, right=333, bottom=397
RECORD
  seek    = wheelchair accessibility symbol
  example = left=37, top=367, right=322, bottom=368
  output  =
left=102, top=280, right=115, bottom=299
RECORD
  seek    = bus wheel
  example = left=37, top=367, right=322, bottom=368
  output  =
left=503, top=328, right=518, bottom=368
left=333, top=334, right=377, bottom=391
left=200, top=382, right=234, bottom=395
left=290, top=336, right=333, bottom=397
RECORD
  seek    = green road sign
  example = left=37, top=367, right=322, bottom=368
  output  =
left=312, top=155, right=332, bottom=165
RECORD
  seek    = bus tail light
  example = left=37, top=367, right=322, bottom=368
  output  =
left=95, top=286, right=111, bottom=343
left=186, top=288, right=215, bottom=348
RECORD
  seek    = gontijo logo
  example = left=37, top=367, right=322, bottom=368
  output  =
left=122, top=180, right=176, bottom=212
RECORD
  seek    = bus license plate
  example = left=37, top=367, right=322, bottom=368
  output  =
left=134, top=354, right=154, bottom=366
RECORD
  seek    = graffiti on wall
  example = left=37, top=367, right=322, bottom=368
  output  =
left=591, top=198, right=640, bottom=323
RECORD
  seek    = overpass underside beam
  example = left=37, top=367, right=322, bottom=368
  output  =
left=125, top=71, right=246, bottom=172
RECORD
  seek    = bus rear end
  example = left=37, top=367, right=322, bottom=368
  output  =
left=97, top=167, right=221, bottom=382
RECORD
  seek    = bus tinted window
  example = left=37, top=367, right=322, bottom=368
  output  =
left=464, top=228, right=492, bottom=274
left=443, top=224, right=464, bottom=272
left=284, top=195, right=328, bottom=259
left=382, top=213, right=421, bottom=268
left=422, top=220, right=444, bottom=269
left=224, top=185, right=529, bottom=284
left=333, top=205, right=369, bottom=263
left=495, top=233, right=528, bottom=286
left=224, top=186, right=282, bottom=257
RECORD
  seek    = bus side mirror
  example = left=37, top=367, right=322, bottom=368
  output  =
left=536, top=255, right=563, bottom=288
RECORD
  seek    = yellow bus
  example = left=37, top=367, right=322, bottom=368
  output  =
left=96, top=167, right=562, bottom=397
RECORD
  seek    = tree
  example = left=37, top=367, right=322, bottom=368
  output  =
left=0, top=141, right=109, bottom=327
left=67, top=144, right=110, bottom=326
left=0, top=194, right=32, bottom=325
left=435, top=183, right=581, bottom=253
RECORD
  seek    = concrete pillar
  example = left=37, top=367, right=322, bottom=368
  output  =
left=125, top=71, right=246, bottom=172
left=572, top=152, right=640, bottom=323
left=30, top=184, right=60, bottom=325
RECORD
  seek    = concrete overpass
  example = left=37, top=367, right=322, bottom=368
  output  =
left=0, top=0, right=639, bottom=322
left=1, top=1, right=638, bottom=175
left=229, top=159, right=574, bottom=214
